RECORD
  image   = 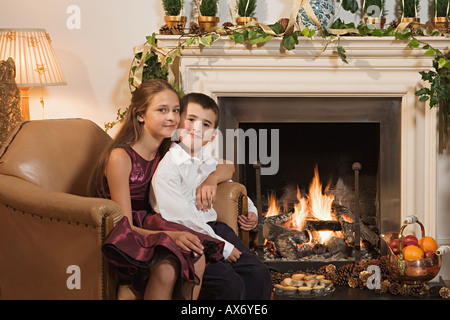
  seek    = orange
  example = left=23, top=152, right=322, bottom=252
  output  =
left=419, top=236, right=438, bottom=251
left=403, top=245, right=424, bottom=261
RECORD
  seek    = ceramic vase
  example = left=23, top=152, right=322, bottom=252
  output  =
left=297, top=0, right=339, bottom=29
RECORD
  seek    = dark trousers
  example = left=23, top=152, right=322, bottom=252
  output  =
left=199, top=222, right=272, bottom=300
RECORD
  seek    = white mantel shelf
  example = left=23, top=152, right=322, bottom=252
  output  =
left=158, top=35, right=449, bottom=60
left=157, top=35, right=449, bottom=239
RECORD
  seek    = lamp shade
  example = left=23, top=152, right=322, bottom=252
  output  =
left=0, top=28, right=66, bottom=87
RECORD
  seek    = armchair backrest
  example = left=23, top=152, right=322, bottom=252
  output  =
left=0, top=119, right=112, bottom=196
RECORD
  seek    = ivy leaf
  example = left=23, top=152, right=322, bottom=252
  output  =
left=423, top=47, right=436, bottom=56
left=430, top=95, right=440, bottom=107
left=250, top=34, right=273, bottom=44
left=321, top=28, right=331, bottom=37
left=233, top=30, right=248, bottom=44
left=301, top=27, right=315, bottom=38
left=383, top=26, right=395, bottom=36
left=337, top=45, right=348, bottom=64
left=415, top=87, right=430, bottom=96
left=419, top=70, right=435, bottom=81
left=331, top=18, right=344, bottom=29
left=146, top=33, right=157, bottom=46
left=372, top=29, right=384, bottom=37
left=395, top=29, right=413, bottom=40
left=186, top=37, right=198, bottom=46
left=172, top=49, right=182, bottom=58
left=165, top=56, right=173, bottom=65
left=282, top=31, right=299, bottom=50
left=342, top=0, right=359, bottom=13
left=200, top=32, right=220, bottom=46
left=268, top=22, right=282, bottom=35
left=407, top=39, right=420, bottom=48
left=438, top=57, right=450, bottom=69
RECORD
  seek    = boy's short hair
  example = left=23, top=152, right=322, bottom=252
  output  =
left=180, top=92, right=220, bottom=128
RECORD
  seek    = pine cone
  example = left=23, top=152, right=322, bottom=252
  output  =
left=409, top=285, right=425, bottom=297
left=400, top=286, right=410, bottom=296
left=277, top=18, right=294, bottom=36
left=389, top=282, right=402, bottom=295
left=159, top=24, right=171, bottom=35
left=171, top=22, right=185, bottom=35
left=357, top=258, right=370, bottom=269
left=325, top=264, right=337, bottom=274
left=359, top=270, right=371, bottom=287
left=334, top=264, right=354, bottom=286
left=348, top=277, right=359, bottom=288
left=270, top=270, right=283, bottom=284
left=317, top=265, right=327, bottom=275
left=439, top=287, right=450, bottom=299
left=326, top=271, right=339, bottom=284
left=380, top=280, right=390, bottom=293
left=388, top=19, right=400, bottom=29
left=189, top=22, right=201, bottom=35
left=222, top=22, right=234, bottom=29
left=378, top=256, right=390, bottom=276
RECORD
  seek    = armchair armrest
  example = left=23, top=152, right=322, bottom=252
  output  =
left=213, top=181, right=249, bottom=246
left=0, top=174, right=123, bottom=226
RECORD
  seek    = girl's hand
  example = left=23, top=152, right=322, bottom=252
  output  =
left=167, top=231, right=204, bottom=256
left=238, top=212, right=258, bottom=231
left=226, top=247, right=241, bottom=263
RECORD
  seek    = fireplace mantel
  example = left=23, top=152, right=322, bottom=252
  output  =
left=158, top=35, right=449, bottom=238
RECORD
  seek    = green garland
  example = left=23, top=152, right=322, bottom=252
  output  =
left=105, top=19, right=450, bottom=150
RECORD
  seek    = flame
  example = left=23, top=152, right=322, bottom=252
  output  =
left=265, top=166, right=336, bottom=244
left=306, top=166, right=335, bottom=243
left=264, top=193, right=280, bottom=217
left=291, top=188, right=308, bottom=230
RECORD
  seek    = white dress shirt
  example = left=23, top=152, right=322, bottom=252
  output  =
left=150, top=142, right=235, bottom=258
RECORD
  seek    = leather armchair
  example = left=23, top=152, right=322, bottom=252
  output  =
left=0, top=118, right=248, bottom=300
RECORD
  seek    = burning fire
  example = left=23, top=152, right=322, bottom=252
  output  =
left=264, top=166, right=335, bottom=244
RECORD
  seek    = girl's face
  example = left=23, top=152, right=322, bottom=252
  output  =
left=137, top=89, right=180, bottom=141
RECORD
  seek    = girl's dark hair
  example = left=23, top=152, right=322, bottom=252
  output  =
left=88, top=79, right=180, bottom=198
left=180, top=92, right=219, bottom=128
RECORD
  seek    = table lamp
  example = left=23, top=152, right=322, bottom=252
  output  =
left=0, top=28, right=66, bottom=120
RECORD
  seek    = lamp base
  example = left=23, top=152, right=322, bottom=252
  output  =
left=19, top=87, right=31, bottom=121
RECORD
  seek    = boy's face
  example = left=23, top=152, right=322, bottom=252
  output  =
left=178, top=102, right=217, bottom=153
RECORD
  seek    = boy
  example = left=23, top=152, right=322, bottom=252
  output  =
left=150, top=92, right=272, bottom=300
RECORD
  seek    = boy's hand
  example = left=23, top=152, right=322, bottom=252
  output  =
left=238, top=212, right=258, bottom=231
left=226, top=247, right=241, bottom=263
left=196, top=176, right=218, bottom=211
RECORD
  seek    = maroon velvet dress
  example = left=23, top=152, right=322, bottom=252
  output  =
left=101, top=147, right=224, bottom=298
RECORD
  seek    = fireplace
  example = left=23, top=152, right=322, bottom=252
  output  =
left=157, top=35, right=446, bottom=266
left=217, top=96, right=400, bottom=263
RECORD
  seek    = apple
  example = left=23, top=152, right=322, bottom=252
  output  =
left=424, top=250, right=436, bottom=258
left=401, top=235, right=419, bottom=248
left=389, top=239, right=400, bottom=254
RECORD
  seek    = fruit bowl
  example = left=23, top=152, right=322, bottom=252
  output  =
left=381, top=216, right=448, bottom=286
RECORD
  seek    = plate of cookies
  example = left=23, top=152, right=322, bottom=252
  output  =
left=273, top=273, right=335, bottom=298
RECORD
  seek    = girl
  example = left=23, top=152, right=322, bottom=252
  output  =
left=90, top=79, right=227, bottom=300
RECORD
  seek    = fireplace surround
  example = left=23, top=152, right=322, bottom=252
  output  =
left=158, top=35, right=448, bottom=243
